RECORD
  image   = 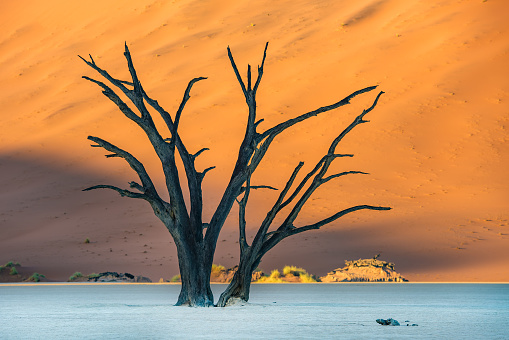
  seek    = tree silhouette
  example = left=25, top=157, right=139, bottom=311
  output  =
left=80, top=42, right=389, bottom=307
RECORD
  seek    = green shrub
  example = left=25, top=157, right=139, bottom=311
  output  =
left=88, top=273, right=100, bottom=279
left=84, top=238, right=90, bottom=244
left=69, top=272, right=83, bottom=281
left=9, top=267, right=18, bottom=275
left=27, top=273, right=45, bottom=282
left=170, top=275, right=181, bottom=282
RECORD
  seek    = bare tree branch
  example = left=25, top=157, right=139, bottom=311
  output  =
left=268, top=154, right=352, bottom=214
left=172, top=77, right=208, bottom=148
left=78, top=55, right=134, bottom=104
left=321, top=171, right=369, bottom=184
left=290, top=205, right=391, bottom=235
left=239, top=185, right=278, bottom=195
left=327, top=91, right=384, bottom=154
left=276, top=91, right=384, bottom=231
left=259, top=205, right=391, bottom=258
left=227, top=46, right=247, bottom=96
left=129, top=181, right=145, bottom=193
left=192, top=147, right=209, bottom=160
left=119, top=80, right=134, bottom=86
left=252, top=162, right=305, bottom=245
left=247, top=64, right=252, bottom=92
left=199, top=166, right=216, bottom=181
left=123, top=43, right=151, bottom=120
left=260, top=86, right=378, bottom=141
left=253, top=42, right=269, bottom=94
left=87, top=136, right=161, bottom=201
left=83, top=184, right=146, bottom=199
left=246, top=88, right=378, bottom=176
left=276, top=157, right=326, bottom=212
left=254, top=119, right=264, bottom=129
left=81, top=76, right=141, bottom=123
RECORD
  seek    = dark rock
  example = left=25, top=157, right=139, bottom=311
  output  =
left=376, top=318, right=400, bottom=326
left=134, top=275, right=152, bottom=283
left=85, top=272, right=152, bottom=282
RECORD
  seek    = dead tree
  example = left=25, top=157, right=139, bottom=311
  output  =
left=80, top=42, right=388, bottom=307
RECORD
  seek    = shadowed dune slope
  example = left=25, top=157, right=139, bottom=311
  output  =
left=1, top=0, right=508, bottom=281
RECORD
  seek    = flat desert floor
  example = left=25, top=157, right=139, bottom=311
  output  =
left=1, top=284, right=508, bottom=339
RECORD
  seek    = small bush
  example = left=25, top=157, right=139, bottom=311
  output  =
left=211, top=264, right=225, bottom=274
left=1, top=261, right=20, bottom=270
left=1, top=261, right=21, bottom=273
left=256, top=269, right=284, bottom=283
left=283, top=265, right=306, bottom=276
left=27, top=273, right=46, bottom=282
left=270, top=269, right=281, bottom=279
left=69, top=272, right=83, bottom=281
left=282, top=265, right=317, bottom=282
left=170, top=275, right=181, bottom=282
left=88, top=273, right=100, bottom=279
left=84, top=238, right=90, bottom=244
left=299, top=272, right=317, bottom=283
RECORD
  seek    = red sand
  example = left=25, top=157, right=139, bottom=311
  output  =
left=1, top=0, right=508, bottom=282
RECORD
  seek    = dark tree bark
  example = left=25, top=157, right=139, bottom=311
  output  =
left=80, top=42, right=388, bottom=307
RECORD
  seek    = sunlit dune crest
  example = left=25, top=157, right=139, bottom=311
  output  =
left=0, top=0, right=508, bottom=282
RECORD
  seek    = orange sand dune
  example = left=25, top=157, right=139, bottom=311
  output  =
left=1, top=0, right=508, bottom=282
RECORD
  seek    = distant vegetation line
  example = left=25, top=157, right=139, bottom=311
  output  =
left=1, top=256, right=407, bottom=283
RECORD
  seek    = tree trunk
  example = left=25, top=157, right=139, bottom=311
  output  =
left=174, top=236, right=214, bottom=307
left=216, top=255, right=256, bottom=307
